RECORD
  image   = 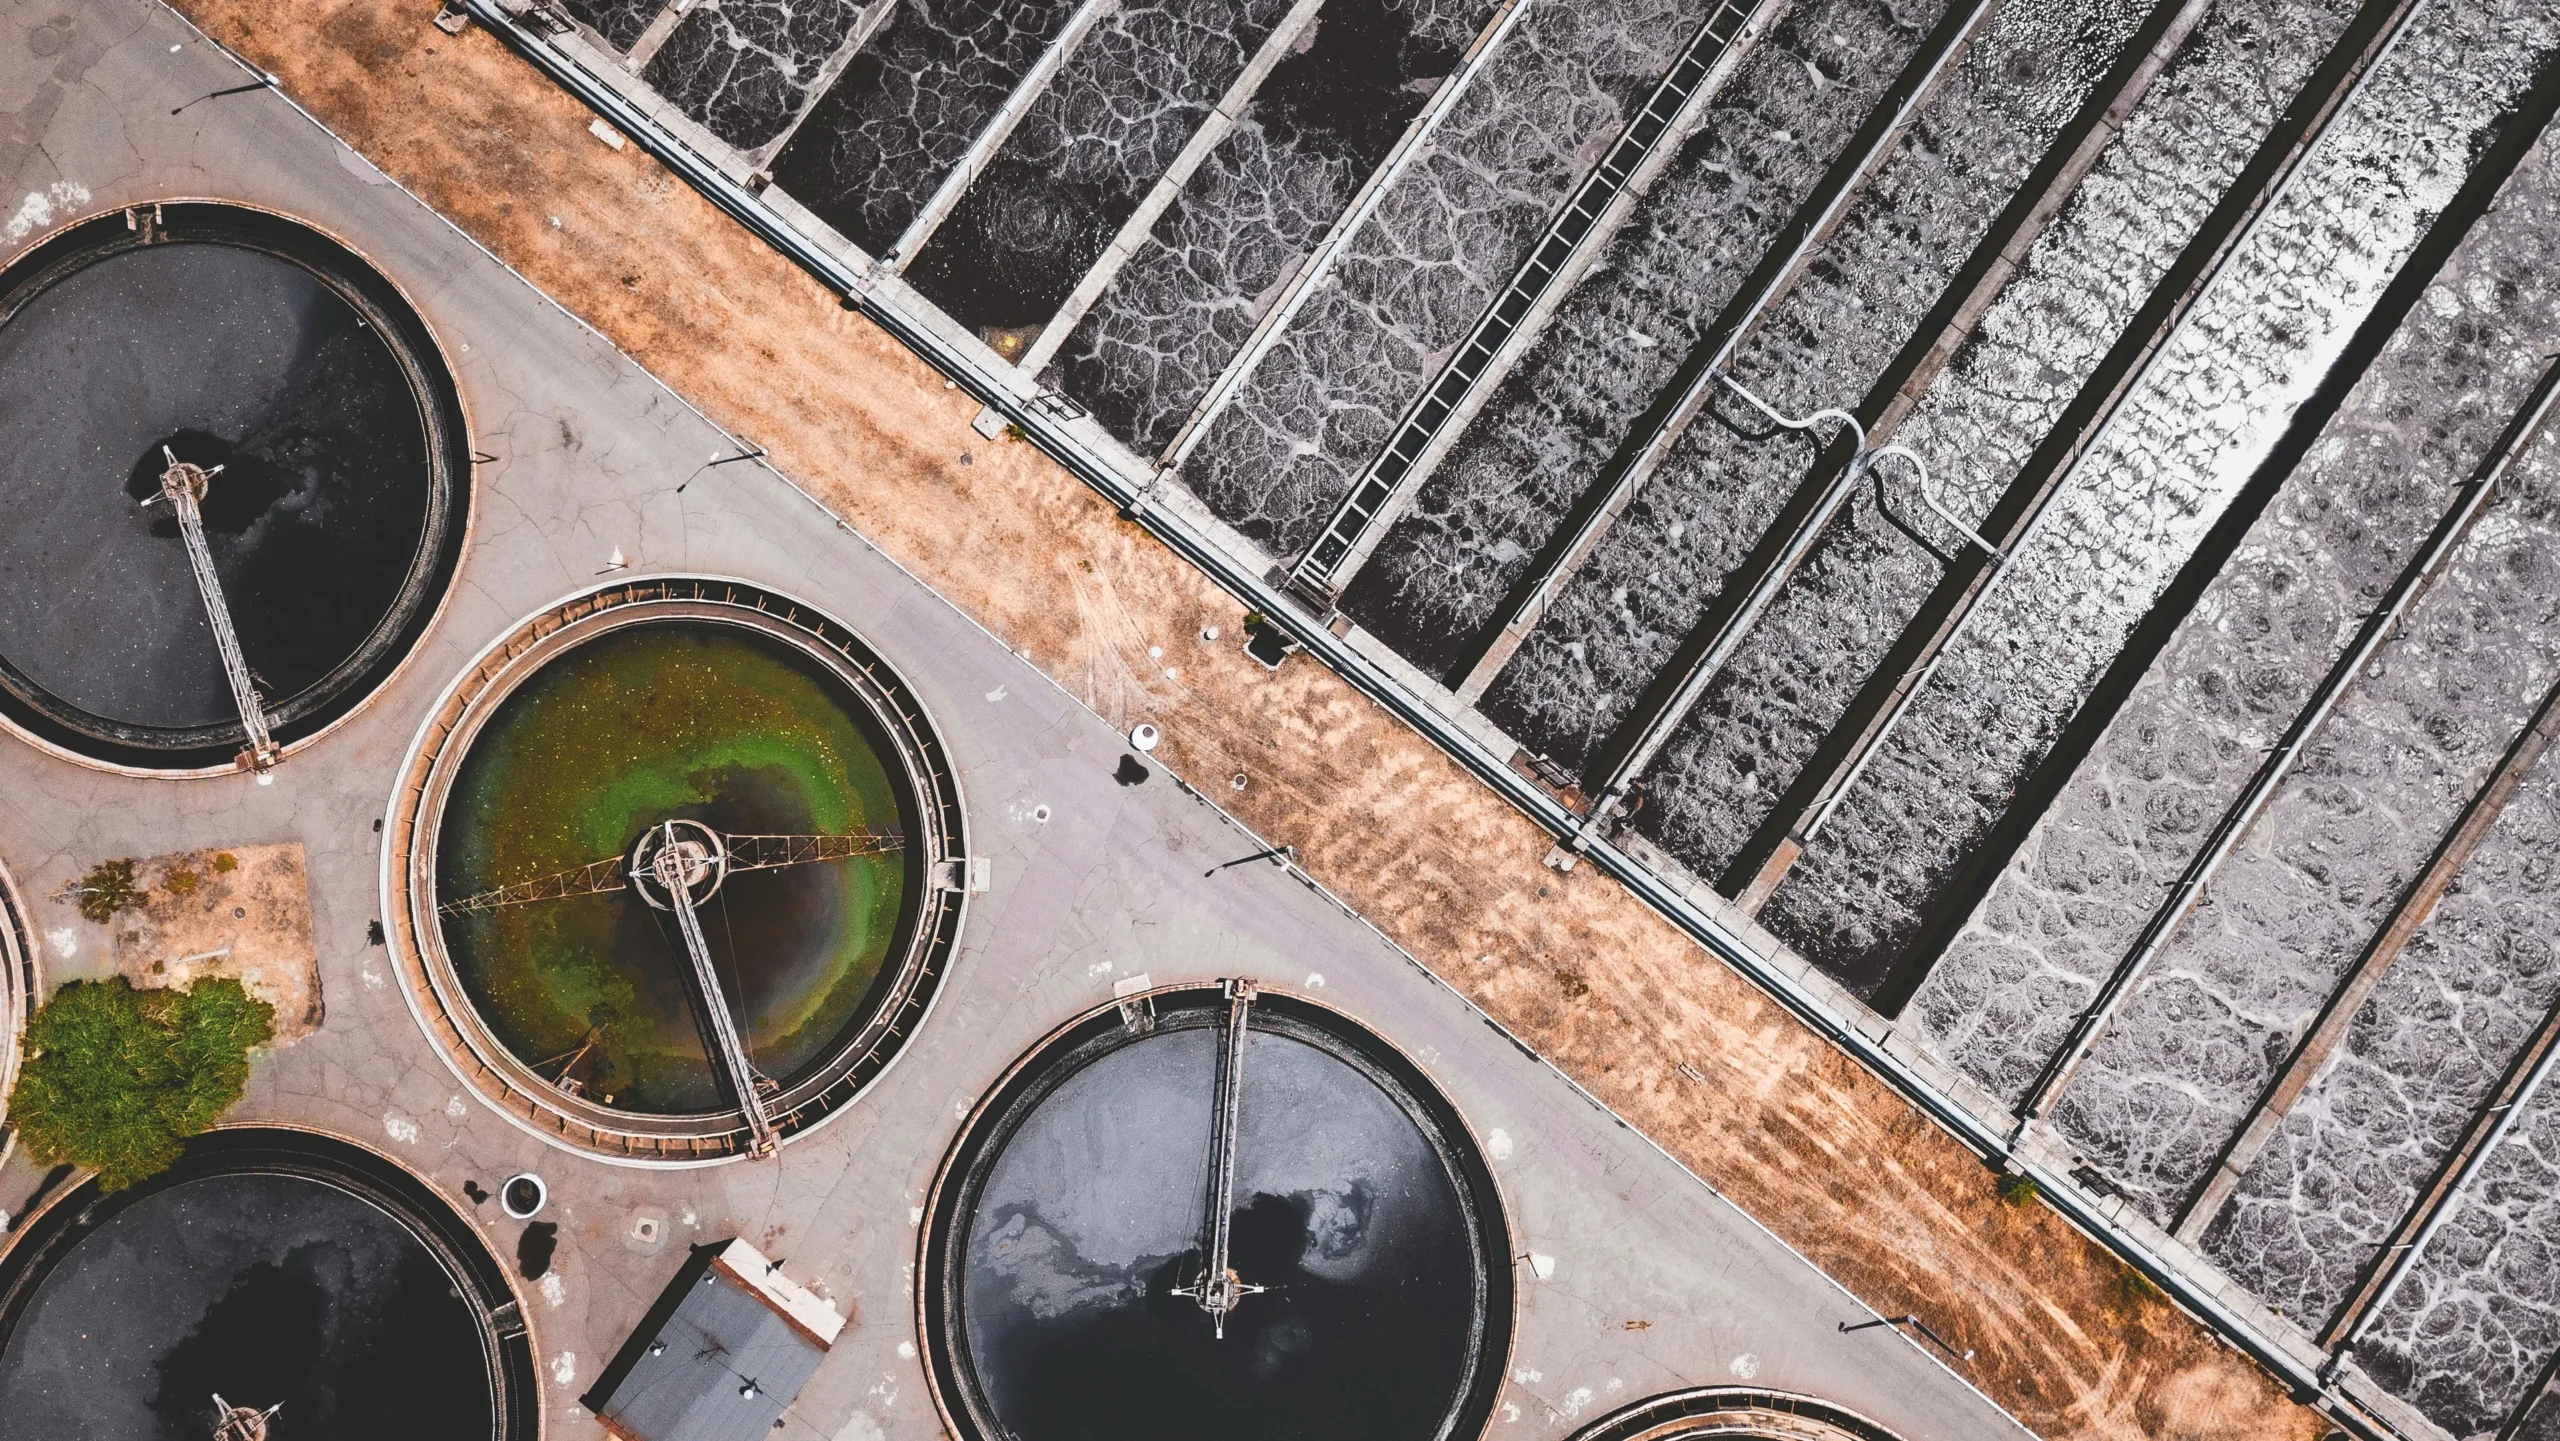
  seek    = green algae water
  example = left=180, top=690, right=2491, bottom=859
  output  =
left=436, top=622, right=913, bottom=1113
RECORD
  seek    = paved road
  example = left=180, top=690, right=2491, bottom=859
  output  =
left=0, top=6, right=2031, bottom=1439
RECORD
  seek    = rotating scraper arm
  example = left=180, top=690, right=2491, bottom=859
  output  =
left=1175, top=979, right=1266, bottom=1336
left=436, top=831, right=904, bottom=915
left=430, top=824, right=905, bottom=1156
left=438, top=853, right=633, bottom=915
left=721, top=831, right=907, bottom=871
left=150, top=449, right=278, bottom=769
left=652, top=826, right=781, bottom=1157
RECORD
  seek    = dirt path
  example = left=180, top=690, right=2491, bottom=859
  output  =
left=161, top=4, right=2323, bottom=1437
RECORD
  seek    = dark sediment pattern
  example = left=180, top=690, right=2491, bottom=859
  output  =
left=1759, top=1, right=2560, bottom=993
left=771, top=0, right=1079, bottom=255
left=927, top=993, right=1507, bottom=1441
left=2050, top=409, right=2560, bottom=1220
left=2516, top=1389, right=2560, bottom=1441
left=2201, top=731, right=2560, bottom=1334
left=908, top=0, right=1294, bottom=335
left=1351, top=0, right=2102, bottom=682
left=1476, top=0, right=2140, bottom=773
left=2355, top=1084, right=2560, bottom=1437
left=1914, top=112, right=2560, bottom=1109
left=1043, top=0, right=1486, bottom=453
left=560, top=0, right=664, bottom=52
left=644, top=0, right=874, bottom=151
left=1177, top=0, right=1725, bottom=556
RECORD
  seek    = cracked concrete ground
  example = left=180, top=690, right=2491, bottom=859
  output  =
left=0, top=3, right=2318, bottom=1439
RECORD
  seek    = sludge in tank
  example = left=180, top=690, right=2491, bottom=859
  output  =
left=407, top=582, right=964, bottom=1160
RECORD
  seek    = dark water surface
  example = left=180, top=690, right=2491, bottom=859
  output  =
left=644, top=0, right=874, bottom=151
left=0, top=239, right=433, bottom=736
left=771, top=0, right=1082, bottom=256
left=953, top=1023, right=1486, bottom=1441
left=1045, top=0, right=1484, bottom=452
left=906, top=0, right=1292, bottom=336
left=0, top=1173, right=491, bottom=1441
left=556, top=0, right=662, bottom=51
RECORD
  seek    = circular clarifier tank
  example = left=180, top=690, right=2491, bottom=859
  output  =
left=0, top=202, right=470, bottom=771
left=1564, top=1388, right=1907, bottom=1441
left=922, top=985, right=1512, bottom=1441
left=398, top=580, right=964, bottom=1163
left=0, top=1128, right=535, bottom=1441
left=0, top=858, right=33, bottom=1155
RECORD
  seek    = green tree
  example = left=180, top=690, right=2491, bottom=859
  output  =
left=7, top=976, right=275, bottom=1191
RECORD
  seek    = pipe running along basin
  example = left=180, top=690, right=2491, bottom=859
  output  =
left=0, top=202, right=470, bottom=772
left=0, top=1128, right=537, bottom=1441
left=398, top=580, right=965, bottom=1163
left=922, top=983, right=1512, bottom=1441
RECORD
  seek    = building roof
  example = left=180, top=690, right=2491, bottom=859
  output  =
left=586, top=1239, right=841, bottom=1441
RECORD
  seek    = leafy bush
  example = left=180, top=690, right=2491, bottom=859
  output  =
left=73, top=858, right=143, bottom=923
left=8, top=976, right=275, bottom=1191
left=1995, top=1172, right=2040, bottom=1209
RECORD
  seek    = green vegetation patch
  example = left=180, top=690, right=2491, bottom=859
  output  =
left=8, top=976, right=275, bottom=1191
left=437, top=622, right=910, bottom=1112
left=72, top=857, right=143, bottom=923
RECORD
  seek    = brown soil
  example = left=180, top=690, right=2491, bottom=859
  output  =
left=167, top=4, right=2326, bottom=1437
left=109, top=843, right=319, bottom=1041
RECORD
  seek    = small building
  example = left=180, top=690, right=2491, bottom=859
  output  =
left=585, top=1238, right=845, bottom=1441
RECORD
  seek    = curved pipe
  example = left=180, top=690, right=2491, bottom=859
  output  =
left=1869, top=445, right=2002, bottom=558
left=1718, top=373, right=1866, bottom=451
left=1721, top=375, right=1999, bottom=558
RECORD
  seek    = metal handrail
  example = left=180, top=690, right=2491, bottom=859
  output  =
left=1288, top=0, right=1768, bottom=596
left=1451, top=0, right=2004, bottom=699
